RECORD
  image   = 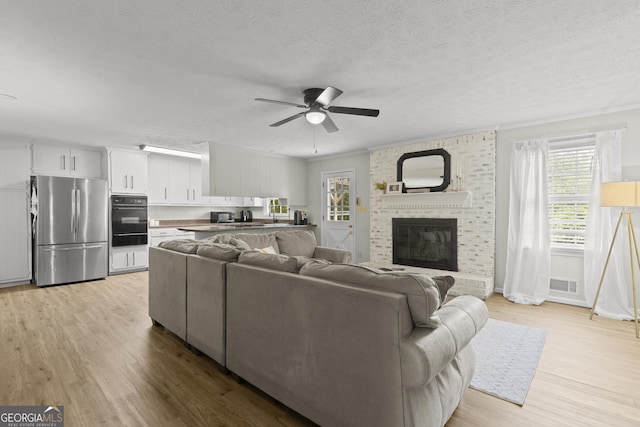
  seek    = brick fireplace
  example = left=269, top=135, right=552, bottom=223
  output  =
left=393, top=217, right=458, bottom=271
left=368, top=131, right=496, bottom=299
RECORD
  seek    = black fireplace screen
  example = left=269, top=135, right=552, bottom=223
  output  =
left=392, top=218, right=458, bottom=271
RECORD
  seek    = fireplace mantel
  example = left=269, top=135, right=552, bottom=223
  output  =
left=380, top=191, right=472, bottom=209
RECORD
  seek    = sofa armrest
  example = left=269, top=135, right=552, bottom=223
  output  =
left=148, top=246, right=187, bottom=339
left=186, top=255, right=227, bottom=366
left=312, top=246, right=352, bottom=263
left=399, top=295, right=488, bottom=387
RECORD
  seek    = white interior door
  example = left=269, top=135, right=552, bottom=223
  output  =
left=321, top=170, right=355, bottom=261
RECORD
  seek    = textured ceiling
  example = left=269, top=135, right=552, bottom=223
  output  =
left=1, top=1, right=639, bottom=158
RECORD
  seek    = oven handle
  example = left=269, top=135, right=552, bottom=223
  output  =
left=112, top=232, right=148, bottom=237
left=112, top=206, right=148, bottom=210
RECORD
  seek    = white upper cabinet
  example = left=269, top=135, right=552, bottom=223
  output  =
left=148, top=156, right=170, bottom=203
left=188, top=160, right=208, bottom=204
left=109, top=149, right=148, bottom=194
left=31, top=143, right=102, bottom=178
left=169, top=159, right=190, bottom=204
left=287, top=157, right=308, bottom=206
left=203, top=142, right=307, bottom=203
left=148, top=156, right=209, bottom=205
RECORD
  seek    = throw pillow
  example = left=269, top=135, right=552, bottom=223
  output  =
left=432, top=275, right=455, bottom=305
left=207, top=234, right=252, bottom=251
left=238, top=250, right=297, bottom=273
left=257, top=245, right=277, bottom=254
left=196, top=243, right=242, bottom=262
left=274, top=230, right=317, bottom=258
left=235, top=233, right=280, bottom=253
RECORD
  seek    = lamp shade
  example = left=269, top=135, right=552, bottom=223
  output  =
left=305, top=110, right=326, bottom=124
left=600, top=181, right=640, bottom=207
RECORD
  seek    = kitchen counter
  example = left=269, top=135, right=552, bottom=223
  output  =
left=176, top=223, right=316, bottom=240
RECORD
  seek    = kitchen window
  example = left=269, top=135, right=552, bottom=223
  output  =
left=264, top=198, right=289, bottom=218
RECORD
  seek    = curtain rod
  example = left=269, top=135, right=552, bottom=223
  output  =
left=547, top=126, right=627, bottom=143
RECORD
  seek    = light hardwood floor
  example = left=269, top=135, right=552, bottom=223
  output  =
left=1, top=272, right=639, bottom=426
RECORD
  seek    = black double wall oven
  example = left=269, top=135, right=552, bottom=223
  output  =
left=111, top=195, right=148, bottom=247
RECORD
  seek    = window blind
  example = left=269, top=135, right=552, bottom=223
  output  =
left=547, top=135, right=595, bottom=248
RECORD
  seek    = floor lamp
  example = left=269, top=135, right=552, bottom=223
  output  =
left=590, top=181, right=640, bottom=338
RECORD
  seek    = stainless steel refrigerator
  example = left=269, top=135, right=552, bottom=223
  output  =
left=32, top=175, right=108, bottom=286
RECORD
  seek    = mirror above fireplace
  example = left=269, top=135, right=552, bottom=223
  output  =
left=397, top=148, right=451, bottom=193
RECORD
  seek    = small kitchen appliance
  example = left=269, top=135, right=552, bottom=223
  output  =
left=294, top=210, right=308, bottom=225
left=210, top=211, right=235, bottom=223
left=240, top=210, right=253, bottom=222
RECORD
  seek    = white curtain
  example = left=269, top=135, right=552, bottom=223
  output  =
left=583, top=131, right=631, bottom=319
left=504, top=139, right=550, bottom=305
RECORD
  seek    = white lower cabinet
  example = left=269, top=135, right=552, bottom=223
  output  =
left=110, top=246, right=148, bottom=273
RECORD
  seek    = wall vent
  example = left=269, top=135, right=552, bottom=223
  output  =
left=550, top=278, right=578, bottom=294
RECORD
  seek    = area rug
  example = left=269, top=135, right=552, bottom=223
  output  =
left=470, top=318, right=547, bottom=406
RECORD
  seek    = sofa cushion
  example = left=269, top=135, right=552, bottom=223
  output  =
left=238, top=250, right=297, bottom=273
left=274, top=230, right=317, bottom=258
left=205, top=234, right=252, bottom=251
left=299, top=261, right=442, bottom=328
left=158, top=239, right=199, bottom=254
left=196, top=243, right=242, bottom=262
left=235, top=233, right=280, bottom=253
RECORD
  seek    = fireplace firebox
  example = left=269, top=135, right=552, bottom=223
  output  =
left=392, top=218, right=458, bottom=271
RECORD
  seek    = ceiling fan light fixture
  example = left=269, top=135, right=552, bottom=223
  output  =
left=305, top=110, right=326, bottom=125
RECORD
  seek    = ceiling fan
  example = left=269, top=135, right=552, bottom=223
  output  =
left=255, top=86, right=379, bottom=133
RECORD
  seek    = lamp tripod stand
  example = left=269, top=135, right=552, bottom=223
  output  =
left=589, top=210, right=640, bottom=338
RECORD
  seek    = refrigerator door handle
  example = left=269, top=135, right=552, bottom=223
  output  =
left=71, top=188, right=76, bottom=237
left=76, top=189, right=81, bottom=236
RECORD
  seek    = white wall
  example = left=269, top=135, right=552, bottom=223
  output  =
left=496, top=107, right=640, bottom=305
left=306, top=152, right=370, bottom=263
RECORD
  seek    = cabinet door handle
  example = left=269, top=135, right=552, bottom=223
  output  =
left=124, top=174, right=128, bottom=188
left=192, top=189, right=195, bottom=200
left=132, top=252, right=136, bottom=265
left=62, top=155, right=66, bottom=171
left=72, top=156, right=76, bottom=171
left=126, top=253, right=129, bottom=266
left=187, top=189, right=189, bottom=200
left=164, top=188, right=167, bottom=200
left=130, top=175, right=134, bottom=188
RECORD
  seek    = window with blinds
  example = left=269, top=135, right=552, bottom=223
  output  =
left=547, top=135, right=595, bottom=249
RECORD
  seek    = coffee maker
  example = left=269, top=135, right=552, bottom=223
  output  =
left=293, top=210, right=308, bottom=225
left=240, top=210, right=253, bottom=222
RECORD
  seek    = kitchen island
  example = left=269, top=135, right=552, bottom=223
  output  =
left=177, top=223, right=316, bottom=240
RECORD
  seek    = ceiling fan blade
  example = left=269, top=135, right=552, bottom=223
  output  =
left=315, top=86, right=343, bottom=106
left=321, top=114, right=339, bottom=133
left=270, top=112, right=305, bottom=127
left=327, top=106, right=380, bottom=117
left=255, top=98, right=307, bottom=108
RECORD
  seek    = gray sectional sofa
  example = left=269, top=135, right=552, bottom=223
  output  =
left=148, top=230, right=488, bottom=427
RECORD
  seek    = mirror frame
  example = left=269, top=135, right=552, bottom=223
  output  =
left=397, top=148, right=451, bottom=193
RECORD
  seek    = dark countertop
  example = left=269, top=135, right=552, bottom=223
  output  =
left=177, top=223, right=315, bottom=232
